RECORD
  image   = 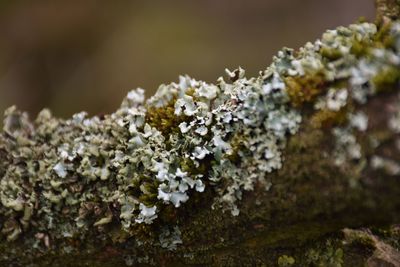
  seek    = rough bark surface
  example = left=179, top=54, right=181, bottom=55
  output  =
left=376, top=0, right=400, bottom=21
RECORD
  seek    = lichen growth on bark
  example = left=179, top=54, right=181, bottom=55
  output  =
left=1, top=17, right=400, bottom=266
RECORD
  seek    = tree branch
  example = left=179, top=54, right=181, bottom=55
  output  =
left=376, top=0, right=400, bottom=21
left=1, top=5, right=400, bottom=267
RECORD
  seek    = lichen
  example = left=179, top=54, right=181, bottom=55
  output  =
left=306, top=241, right=344, bottom=267
left=1, top=19, right=400, bottom=262
left=277, top=255, right=296, bottom=266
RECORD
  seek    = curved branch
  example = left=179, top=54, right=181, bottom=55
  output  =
left=1, top=5, right=400, bottom=267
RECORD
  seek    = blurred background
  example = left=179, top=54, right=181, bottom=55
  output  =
left=0, top=0, right=374, bottom=121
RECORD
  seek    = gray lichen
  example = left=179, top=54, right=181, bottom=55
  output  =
left=1, top=19, right=400, bottom=259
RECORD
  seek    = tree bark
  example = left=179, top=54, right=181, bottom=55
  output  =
left=376, top=0, right=400, bottom=21
left=1, top=2, right=400, bottom=267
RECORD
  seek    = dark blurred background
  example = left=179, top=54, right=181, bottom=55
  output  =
left=0, top=0, right=374, bottom=120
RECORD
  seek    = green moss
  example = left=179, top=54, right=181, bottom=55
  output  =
left=350, top=39, right=371, bottom=57
left=277, top=255, right=295, bottom=266
left=320, top=47, right=343, bottom=61
left=374, top=20, right=394, bottom=48
left=139, top=191, right=158, bottom=207
left=145, top=99, right=188, bottom=136
left=285, top=74, right=326, bottom=107
left=310, top=108, right=349, bottom=129
left=180, top=155, right=213, bottom=178
left=372, top=66, right=400, bottom=92
left=224, top=134, right=246, bottom=164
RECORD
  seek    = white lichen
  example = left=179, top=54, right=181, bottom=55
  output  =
left=371, top=155, right=400, bottom=175
left=326, top=88, right=348, bottom=111
left=350, top=111, right=369, bottom=132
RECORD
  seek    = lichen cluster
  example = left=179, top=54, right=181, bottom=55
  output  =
left=0, top=19, right=400, bottom=257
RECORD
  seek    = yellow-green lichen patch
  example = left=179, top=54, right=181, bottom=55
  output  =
left=350, top=39, right=371, bottom=58
left=285, top=73, right=326, bottom=107
left=320, top=47, right=343, bottom=61
left=224, top=133, right=247, bottom=164
left=372, top=65, right=400, bottom=92
left=306, top=242, right=344, bottom=267
left=277, top=255, right=295, bottom=266
left=374, top=20, right=395, bottom=48
left=310, top=108, right=349, bottom=129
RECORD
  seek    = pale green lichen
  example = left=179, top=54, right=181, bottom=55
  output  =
left=0, top=19, right=400, bottom=261
left=306, top=241, right=344, bottom=267
left=158, top=225, right=182, bottom=251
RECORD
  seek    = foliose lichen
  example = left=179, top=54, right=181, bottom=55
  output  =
left=306, top=241, right=344, bottom=267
